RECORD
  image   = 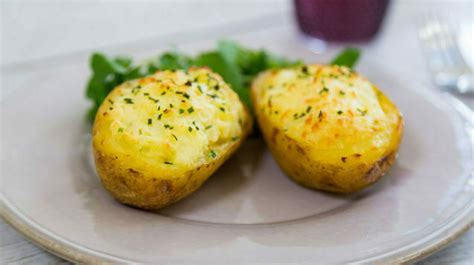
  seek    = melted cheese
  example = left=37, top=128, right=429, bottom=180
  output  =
left=252, top=64, right=400, bottom=161
left=94, top=68, right=247, bottom=171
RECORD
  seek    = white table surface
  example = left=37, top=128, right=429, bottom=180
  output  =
left=1, top=0, right=473, bottom=264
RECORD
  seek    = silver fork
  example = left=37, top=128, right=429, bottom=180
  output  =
left=418, top=14, right=474, bottom=94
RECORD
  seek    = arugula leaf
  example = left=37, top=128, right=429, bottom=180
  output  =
left=86, top=53, right=140, bottom=121
left=195, top=51, right=248, bottom=103
left=330, top=48, right=361, bottom=69
left=158, top=52, right=193, bottom=70
left=114, top=56, right=133, bottom=68
left=217, top=40, right=240, bottom=65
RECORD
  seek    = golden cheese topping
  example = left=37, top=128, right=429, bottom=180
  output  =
left=252, top=64, right=401, bottom=162
left=93, top=68, right=247, bottom=173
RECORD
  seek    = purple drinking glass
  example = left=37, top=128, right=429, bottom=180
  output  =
left=294, top=0, right=390, bottom=42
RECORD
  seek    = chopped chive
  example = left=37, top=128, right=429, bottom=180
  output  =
left=171, top=134, right=178, bottom=141
left=219, top=107, right=225, bottom=112
left=169, top=103, right=174, bottom=108
left=118, top=128, right=124, bottom=133
left=132, top=86, right=141, bottom=94
left=108, top=99, right=114, bottom=104
left=205, top=125, right=212, bottom=130
left=183, top=93, right=190, bottom=99
left=164, top=161, right=173, bottom=165
left=319, top=87, right=329, bottom=94
left=301, top=65, right=308, bottom=74
left=157, top=113, right=163, bottom=120
left=209, top=150, right=217, bottom=158
left=185, top=81, right=192, bottom=86
left=148, top=96, right=159, bottom=103
left=192, top=121, right=199, bottom=130
left=188, top=126, right=193, bottom=132
left=306, top=106, right=312, bottom=113
left=319, top=110, right=323, bottom=118
left=179, top=109, right=184, bottom=114
left=357, top=108, right=368, bottom=115
left=148, top=118, right=152, bottom=125
left=187, top=107, right=194, bottom=113
left=231, top=136, right=239, bottom=141
left=339, top=91, right=345, bottom=95
left=337, top=110, right=343, bottom=115
left=123, top=98, right=134, bottom=104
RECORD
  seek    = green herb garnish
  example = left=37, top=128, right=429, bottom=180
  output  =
left=123, top=98, right=134, bottom=104
left=209, top=150, right=217, bottom=158
left=357, top=108, right=368, bottom=116
left=330, top=48, right=361, bottom=69
left=319, top=87, right=329, bottom=94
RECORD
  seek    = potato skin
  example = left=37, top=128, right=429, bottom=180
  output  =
left=93, top=68, right=252, bottom=209
left=251, top=64, right=403, bottom=193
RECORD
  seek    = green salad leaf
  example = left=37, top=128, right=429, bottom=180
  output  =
left=85, top=41, right=360, bottom=122
left=330, top=47, right=361, bottom=69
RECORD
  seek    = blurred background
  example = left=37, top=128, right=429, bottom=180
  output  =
left=1, top=0, right=473, bottom=264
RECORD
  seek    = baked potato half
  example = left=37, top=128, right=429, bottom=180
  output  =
left=93, top=68, right=252, bottom=209
left=251, top=64, right=403, bottom=193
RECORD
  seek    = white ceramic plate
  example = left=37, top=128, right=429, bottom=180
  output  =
left=1, top=22, right=473, bottom=264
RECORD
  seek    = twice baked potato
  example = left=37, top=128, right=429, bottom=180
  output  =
left=93, top=68, right=252, bottom=209
left=251, top=64, right=403, bottom=193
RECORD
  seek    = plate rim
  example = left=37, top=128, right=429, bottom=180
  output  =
left=2, top=186, right=473, bottom=264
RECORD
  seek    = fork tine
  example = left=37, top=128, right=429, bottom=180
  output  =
left=421, top=15, right=452, bottom=70
left=431, top=13, right=457, bottom=68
